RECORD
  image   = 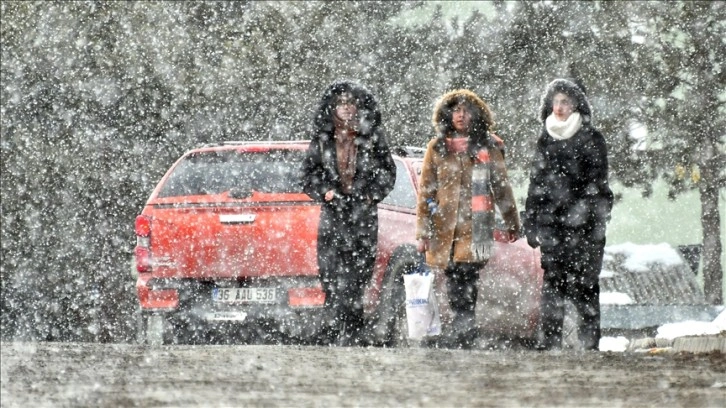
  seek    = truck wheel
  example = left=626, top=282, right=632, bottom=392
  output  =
left=377, top=247, right=419, bottom=348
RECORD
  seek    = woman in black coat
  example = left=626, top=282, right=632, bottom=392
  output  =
left=524, top=79, right=614, bottom=351
left=301, top=80, right=396, bottom=346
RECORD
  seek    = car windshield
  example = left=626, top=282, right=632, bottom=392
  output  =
left=157, top=149, right=305, bottom=197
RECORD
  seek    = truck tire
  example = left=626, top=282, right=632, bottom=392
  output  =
left=377, top=246, right=419, bottom=348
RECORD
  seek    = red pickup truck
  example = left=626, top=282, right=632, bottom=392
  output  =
left=134, top=141, right=543, bottom=346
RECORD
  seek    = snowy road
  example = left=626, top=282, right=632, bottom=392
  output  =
left=1, top=341, right=724, bottom=407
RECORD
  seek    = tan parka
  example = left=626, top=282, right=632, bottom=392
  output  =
left=416, top=90, right=520, bottom=270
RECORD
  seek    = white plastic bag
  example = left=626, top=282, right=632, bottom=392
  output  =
left=404, top=266, right=442, bottom=339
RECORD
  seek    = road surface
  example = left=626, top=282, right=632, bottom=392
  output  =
left=1, top=341, right=724, bottom=407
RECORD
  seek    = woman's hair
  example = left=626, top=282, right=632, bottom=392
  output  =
left=539, top=78, right=592, bottom=123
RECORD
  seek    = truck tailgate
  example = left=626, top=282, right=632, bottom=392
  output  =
left=149, top=202, right=320, bottom=279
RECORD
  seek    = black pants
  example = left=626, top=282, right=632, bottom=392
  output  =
left=539, top=243, right=604, bottom=350
left=444, top=262, right=484, bottom=347
left=317, top=200, right=377, bottom=344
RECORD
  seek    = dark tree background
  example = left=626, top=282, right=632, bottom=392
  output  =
left=1, top=1, right=723, bottom=342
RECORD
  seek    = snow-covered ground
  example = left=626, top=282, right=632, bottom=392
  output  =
left=600, top=309, right=726, bottom=352
left=599, top=242, right=725, bottom=352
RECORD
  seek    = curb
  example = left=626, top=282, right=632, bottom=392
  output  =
left=628, top=334, right=725, bottom=354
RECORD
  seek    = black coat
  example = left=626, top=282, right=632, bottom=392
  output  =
left=300, top=81, right=396, bottom=327
left=300, top=81, right=395, bottom=259
left=301, top=131, right=395, bottom=208
left=301, top=81, right=395, bottom=207
left=524, top=124, right=613, bottom=259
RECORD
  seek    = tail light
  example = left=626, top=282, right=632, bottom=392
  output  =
left=135, top=215, right=152, bottom=273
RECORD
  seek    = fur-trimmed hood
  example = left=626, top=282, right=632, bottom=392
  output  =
left=432, top=89, right=495, bottom=137
left=312, top=80, right=381, bottom=138
left=431, top=89, right=497, bottom=154
left=539, top=78, right=592, bottom=124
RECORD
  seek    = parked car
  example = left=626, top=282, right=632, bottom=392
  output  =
left=134, top=140, right=543, bottom=346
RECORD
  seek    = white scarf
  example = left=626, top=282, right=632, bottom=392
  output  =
left=545, top=112, right=582, bottom=140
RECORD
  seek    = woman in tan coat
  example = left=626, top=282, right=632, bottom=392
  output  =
left=416, top=89, right=520, bottom=348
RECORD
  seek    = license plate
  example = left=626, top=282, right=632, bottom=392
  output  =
left=212, top=287, right=280, bottom=304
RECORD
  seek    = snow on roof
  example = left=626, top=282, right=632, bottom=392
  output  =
left=604, top=242, right=683, bottom=272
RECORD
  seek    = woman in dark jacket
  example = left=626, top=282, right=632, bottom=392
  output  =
left=301, top=80, right=396, bottom=346
left=524, top=78, right=614, bottom=351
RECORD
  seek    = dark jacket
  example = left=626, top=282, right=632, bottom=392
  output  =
left=301, top=81, right=396, bottom=207
left=524, top=79, right=613, bottom=253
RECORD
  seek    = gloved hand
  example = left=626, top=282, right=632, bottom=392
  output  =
left=525, top=231, right=540, bottom=249
left=522, top=218, right=539, bottom=248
